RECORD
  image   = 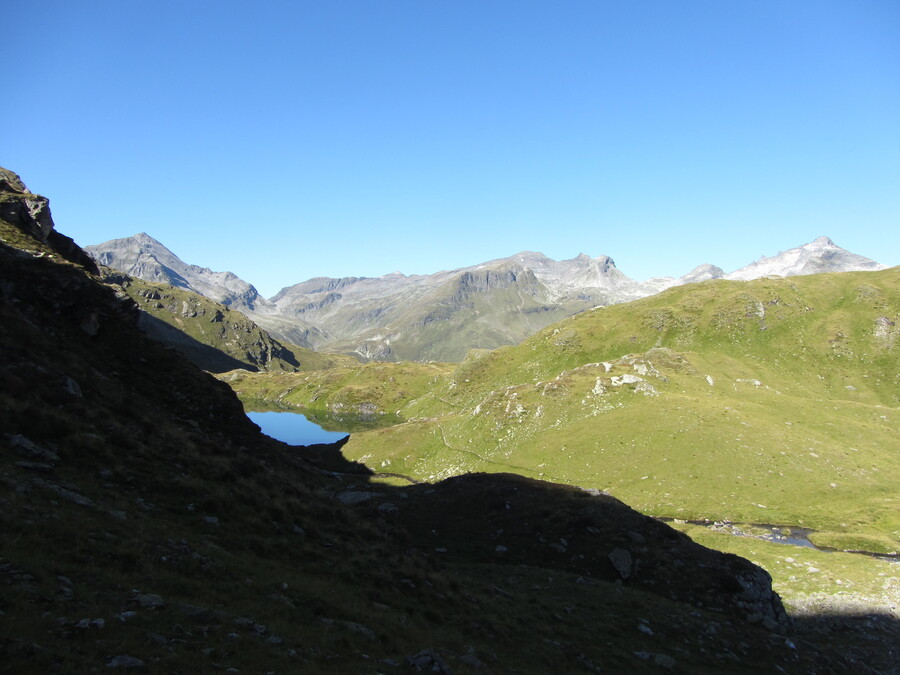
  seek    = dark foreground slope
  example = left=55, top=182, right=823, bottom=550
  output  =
left=1, top=168, right=895, bottom=673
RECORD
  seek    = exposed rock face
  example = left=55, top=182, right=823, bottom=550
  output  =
left=0, top=168, right=55, bottom=240
left=0, top=167, right=98, bottom=273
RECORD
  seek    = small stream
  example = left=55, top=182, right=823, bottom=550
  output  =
left=657, top=517, right=897, bottom=561
left=671, top=519, right=821, bottom=549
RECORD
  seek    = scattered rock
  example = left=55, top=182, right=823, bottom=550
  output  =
left=608, top=548, right=633, bottom=580
left=80, top=312, right=100, bottom=336
left=107, top=654, right=146, bottom=668
left=6, top=435, right=59, bottom=463
left=626, top=530, right=646, bottom=544
left=146, top=632, right=168, bottom=646
left=30, top=478, right=93, bottom=506
left=633, top=651, right=675, bottom=669
left=611, top=374, right=643, bottom=386
left=405, top=648, right=452, bottom=673
left=178, top=605, right=226, bottom=624
left=320, top=617, right=376, bottom=640
left=133, top=592, right=165, bottom=609
left=458, top=652, right=486, bottom=669
left=15, top=461, right=54, bottom=472
left=337, top=490, right=379, bottom=505
left=653, top=653, right=676, bottom=669
left=63, top=375, right=83, bottom=397
left=580, top=488, right=604, bottom=497
left=634, top=381, right=659, bottom=396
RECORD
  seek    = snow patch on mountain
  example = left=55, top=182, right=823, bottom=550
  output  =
left=725, top=236, right=885, bottom=281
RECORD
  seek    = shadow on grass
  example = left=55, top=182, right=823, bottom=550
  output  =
left=298, top=436, right=899, bottom=672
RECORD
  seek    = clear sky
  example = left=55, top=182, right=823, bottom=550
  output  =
left=5, top=1, right=899, bottom=297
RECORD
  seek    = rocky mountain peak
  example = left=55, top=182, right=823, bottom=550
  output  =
left=132, top=231, right=166, bottom=247
left=726, top=236, right=885, bottom=281
left=680, top=263, right=725, bottom=284
left=86, top=233, right=271, bottom=312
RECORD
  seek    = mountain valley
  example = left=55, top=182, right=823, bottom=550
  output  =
left=2, top=167, right=898, bottom=672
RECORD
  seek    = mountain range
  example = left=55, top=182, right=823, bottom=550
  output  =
left=86, top=233, right=887, bottom=362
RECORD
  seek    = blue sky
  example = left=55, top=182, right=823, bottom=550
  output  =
left=5, top=1, right=898, bottom=297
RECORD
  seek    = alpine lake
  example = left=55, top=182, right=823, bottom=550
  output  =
left=245, top=405, right=403, bottom=446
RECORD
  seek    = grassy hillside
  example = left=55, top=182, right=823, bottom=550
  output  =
left=332, top=271, right=899, bottom=546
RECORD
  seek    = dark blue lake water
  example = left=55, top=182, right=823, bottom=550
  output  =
left=247, top=411, right=349, bottom=446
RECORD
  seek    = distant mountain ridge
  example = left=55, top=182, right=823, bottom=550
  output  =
left=87, top=233, right=888, bottom=362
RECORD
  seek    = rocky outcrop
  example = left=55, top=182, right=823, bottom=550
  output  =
left=0, top=167, right=98, bottom=273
